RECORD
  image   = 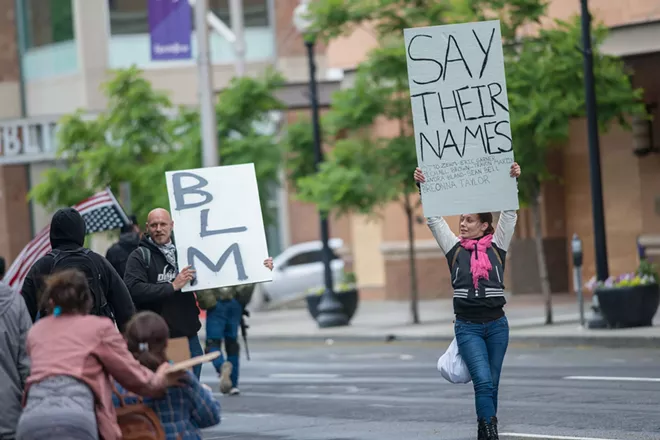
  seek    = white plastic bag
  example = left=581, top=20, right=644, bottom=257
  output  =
left=437, top=338, right=471, bottom=384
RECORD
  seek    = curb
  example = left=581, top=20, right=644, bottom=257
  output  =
left=239, top=333, right=660, bottom=349
left=500, top=435, right=620, bottom=440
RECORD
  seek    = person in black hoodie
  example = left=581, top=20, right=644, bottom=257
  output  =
left=123, top=208, right=203, bottom=377
left=106, top=215, right=141, bottom=277
left=20, top=207, right=136, bottom=331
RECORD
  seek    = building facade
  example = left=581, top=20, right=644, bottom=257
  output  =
left=0, top=0, right=659, bottom=300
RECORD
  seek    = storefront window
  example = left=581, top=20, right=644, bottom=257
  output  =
left=20, top=0, right=78, bottom=80
left=107, top=0, right=274, bottom=68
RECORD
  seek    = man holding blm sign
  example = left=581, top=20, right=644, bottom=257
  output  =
left=164, top=163, right=274, bottom=395
left=405, top=20, right=521, bottom=440
left=125, top=163, right=273, bottom=395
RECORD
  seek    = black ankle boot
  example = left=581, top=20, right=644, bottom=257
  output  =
left=490, top=416, right=499, bottom=438
left=478, top=418, right=499, bottom=440
left=477, top=419, right=485, bottom=440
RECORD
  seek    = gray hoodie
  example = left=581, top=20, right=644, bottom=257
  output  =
left=0, top=281, right=31, bottom=439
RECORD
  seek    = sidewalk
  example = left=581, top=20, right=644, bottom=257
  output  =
left=199, top=294, right=660, bottom=348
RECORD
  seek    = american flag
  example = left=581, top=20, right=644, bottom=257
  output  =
left=3, top=188, right=130, bottom=291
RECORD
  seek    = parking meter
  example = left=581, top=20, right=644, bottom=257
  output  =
left=571, top=233, right=583, bottom=268
left=637, top=236, right=646, bottom=260
left=571, top=233, right=585, bottom=327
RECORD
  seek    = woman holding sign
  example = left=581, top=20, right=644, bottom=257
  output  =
left=414, top=162, right=520, bottom=440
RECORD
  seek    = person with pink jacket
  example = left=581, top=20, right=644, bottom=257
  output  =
left=16, top=269, right=183, bottom=440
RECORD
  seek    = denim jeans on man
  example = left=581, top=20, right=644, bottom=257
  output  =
left=454, top=316, right=509, bottom=421
left=205, top=298, right=242, bottom=387
left=188, top=335, right=204, bottom=379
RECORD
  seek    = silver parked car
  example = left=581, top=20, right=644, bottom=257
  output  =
left=252, top=238, right=345, bottom=309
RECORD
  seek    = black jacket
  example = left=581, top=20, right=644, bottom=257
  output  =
left=20, top=207, right=136, bottom=331
left=446, top=240, right=507, bottom=323
left=123, top=235, right=201, bottom=338
left=105, top=232, right=141, bottom=277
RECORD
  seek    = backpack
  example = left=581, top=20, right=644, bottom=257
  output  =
left=48, top=248, right=114, bottom=321
left=139, top=247, right=152, bottom=269
left=112, top=382, right=166, bottom=440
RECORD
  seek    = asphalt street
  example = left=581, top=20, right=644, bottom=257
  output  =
left=197, top=341, right=660, bottom=440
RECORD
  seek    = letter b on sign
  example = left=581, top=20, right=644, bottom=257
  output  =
left=171, top=172, right=214, bottom=211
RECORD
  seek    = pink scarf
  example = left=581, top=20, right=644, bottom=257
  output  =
left=459, top=234, right=493, bottom=289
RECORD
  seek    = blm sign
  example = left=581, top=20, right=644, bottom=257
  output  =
left=165, top=163, right=272, bottom=292
left=404, top=20, right=519, bottom=218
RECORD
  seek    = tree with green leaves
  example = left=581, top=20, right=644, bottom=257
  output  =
left=30, top=66, right=286, bottom=230
left=286, top=0, right=645, bottom=325
left=284, top=0, right=457, bottom=324
left=456, top=1, right=646, bottom=324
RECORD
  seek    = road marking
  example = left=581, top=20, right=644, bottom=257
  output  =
left=269, top=373, right=340, bottom=379
left=501, top=434, right=619, bottom=440
left=563, top=375, right=660, bottom=383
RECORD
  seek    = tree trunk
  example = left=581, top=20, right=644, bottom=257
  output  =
left=404, top=194, right=420, bottom=324
left=530, top=192, right=553, bottom=325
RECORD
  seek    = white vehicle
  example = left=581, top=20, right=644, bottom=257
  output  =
left=252, top=239, right=345, bottom=309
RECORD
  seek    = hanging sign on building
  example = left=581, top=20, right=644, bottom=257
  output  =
left=404, top=20, right=519, bottom=217
left=149, top=0, right=193, bottom=61
left=165, top=163, right=273, bottom=292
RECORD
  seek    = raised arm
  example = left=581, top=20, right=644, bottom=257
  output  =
left=427, top=216, right=460, bottom=255
left=493, top=210, right=517, bottom=251
left=414, top=168, right=459, bottom=255
left=95, top=322, right=165, bottom=397
left=493, top=163, right=521, bottom=251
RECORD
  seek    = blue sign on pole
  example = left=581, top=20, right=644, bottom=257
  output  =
left=148, top=0, right=193, bottom=61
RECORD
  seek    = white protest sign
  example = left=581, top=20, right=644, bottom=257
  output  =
left=165, top=163, right=272, bottom=292
left=404, top=20, right=519, bottom=218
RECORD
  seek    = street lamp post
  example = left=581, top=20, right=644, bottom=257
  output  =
left=194, top=0, right=219, bottom=167
left=293, top=0, right=349, bottom=328
left=580, top=0, right=608, bottom=281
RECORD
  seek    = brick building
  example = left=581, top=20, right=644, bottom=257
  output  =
left=0, top=0, right=658, bottom=300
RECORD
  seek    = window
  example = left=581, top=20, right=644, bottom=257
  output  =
left=22, top=0, right=75, bottom=49
left=20, top=0, right=78, bottom=80
left=287, top=250, right=339, bottom=267
left=107, top=0, right=274, bottom=68
left=108, top=0, right=269, bottom=36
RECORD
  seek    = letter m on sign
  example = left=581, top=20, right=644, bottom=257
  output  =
left=187, top=243, right=248, bottom=283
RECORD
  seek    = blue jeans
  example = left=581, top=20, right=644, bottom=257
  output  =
left=454, top=315, right=509, bottom=421
left=188, top=335, right=204, bottom=379
left=205, top=299, right=242, bottom=387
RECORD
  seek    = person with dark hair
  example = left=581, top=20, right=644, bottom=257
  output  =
left=106, top=214, right=141, bottom=277
left=20, top=207, right=136, bottom=331
left=414, top=162, right=521, bottom=440
left=113, top=311, right=221, bottom=439
left=0, top=277, right=31, bottom=439
left=124, top=207, right=273, bottom=380
left=123, top=208, right=204, bottom=378
left=17, top=269, right=182, bottom=440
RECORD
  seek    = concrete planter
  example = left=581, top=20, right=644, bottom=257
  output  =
left=306, top=288, right=359, bottom=322
left=595, top=283, right=660, bottom=328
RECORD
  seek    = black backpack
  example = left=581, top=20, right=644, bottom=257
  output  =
left=47, top=248, right=115, bottom=321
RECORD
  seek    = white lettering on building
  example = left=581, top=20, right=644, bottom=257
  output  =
left=0, top=118, right=60, bottom=162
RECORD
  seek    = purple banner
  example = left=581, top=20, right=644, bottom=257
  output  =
left=148, top=0, right=192, bottom=61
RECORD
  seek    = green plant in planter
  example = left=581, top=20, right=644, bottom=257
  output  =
left=638, top=259, right=659, bottom=283
left=306, top=271, right=357, bottom=296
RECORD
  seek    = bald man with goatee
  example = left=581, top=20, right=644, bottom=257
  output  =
left=123, top=208, right=204, bottom=377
